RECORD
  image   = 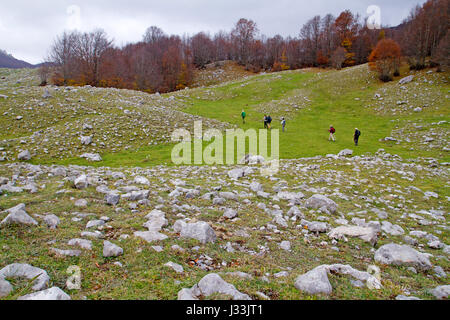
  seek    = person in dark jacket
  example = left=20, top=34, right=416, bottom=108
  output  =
left=267, top=115, right=272, bottom=129
left=354, top=128, right=361, bottom=146
left=263, top=115, right=268, bottom=129
left=328, top=125, right=336, bottom=141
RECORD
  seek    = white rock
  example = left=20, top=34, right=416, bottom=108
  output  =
left=294, top=265, right=332, bottom=295
left=74, top=199, right=88, bottom=207
left=177, top=288, right=198, bottom=300
left=164, top=262, right=184, bottom=273
left=18, top=150, right=31, bottom=160
left=280, top=241, right=291, bottom=251
left=105, top=193, right=120, bottom=205
left=328, top=225, right=379, bottom=246
left=80, top=136, right=92, bottom=145
left=395, top=295, right=421, bottom=300
left=0, top=263, right=49, bottom=291
left=80, top=153, right=102, bottom=162
left=179, top=221, right=217, bottom=244
left=134, top=231, right=168, bottom=242
left=305, top=194, right=337, bottom=214
left=134, top=176, right=150, bottom=185
left=228, top=168, right=245, bottom=180
left=43, top=214, right=60, bottom=229
left=0, top=278, right=13, bottom=297
left=74, top=175, right=88, bottom=189
left=68, top=238, right=92, bottom=250
left=431, top=285, right=450, bottom=300
left=18, top=287, right=70, bottom=300
left=338, top=149, right=353, bottom=157
left=189, top=273, right=251, bottom=300
left=223, top=208, right=238, bottom=219
left=374, top=243, right=432, bottom=271
left=51, top=248, right=81, bottom=257
left=398, top=75, right=414, bottom=85
left=103, top=240, right=123, bottom=257
left=86, top=219, right=105, bottom=229
left=381, top=221, right=404, bottom=236
left=1, top=204, right=38, bottom=226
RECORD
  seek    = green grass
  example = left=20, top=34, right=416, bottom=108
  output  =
left=0, top=66, right=448, bottom=301
left=2, top=65, right=448, bottom=167
left=71, top=65, right=450, bottom=166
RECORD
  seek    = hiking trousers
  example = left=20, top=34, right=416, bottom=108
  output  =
left=329, top=133, right=335, bottom=141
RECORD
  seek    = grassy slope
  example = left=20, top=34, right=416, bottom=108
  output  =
left=0, top=66, right=448, bottom=301
left=175, top=64, right=449, bottom=162
left=2, top=65, right=448, bottom=168
left=62, top=64, right=448, bottom=167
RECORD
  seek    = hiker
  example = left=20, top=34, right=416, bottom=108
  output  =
left=267, top=115, right=272, bottom=129
left=241, top=110, right=246, bottom=124
left=281, top=117, right=286, bottom=132
left=263, top=115, right=268, bottom=129
left=354, top=128, right=361, bottom=146
left=328, top=125, right=336, bottom=141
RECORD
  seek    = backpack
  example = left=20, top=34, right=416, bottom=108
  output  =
left=330, top=127, right=335, bottom=133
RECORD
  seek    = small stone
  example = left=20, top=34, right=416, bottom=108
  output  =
left=18, top=150, right=31, bottom=161
left=164, top=262, right=184, bottom=273
left=280, top=241, right=291, bottom=251
left=43, top=214, right=60, bottom=229
left=223, top=208, right=238, bottom=219
left=18, top=287, right=70, bottom=300
left=294, top=266, right=332, bottom=295
left=179, top=221, right=217, bottom=244
left=374, top=243, right=432, bottom=271
left=74, top=199, right=88, bottom=207
left=74, top=175, right=88, bottom=189
left=68, top=238, right=92, bottom=250
left=430, top=285, right=450, bottom=300
left=105, top=193, right=120, bottom=206
left=103, top=240, right=123, bottom=257
left=1, top=204, right=38, bottom=226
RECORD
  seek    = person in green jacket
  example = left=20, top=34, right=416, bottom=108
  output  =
left=241, top=110, right=246, bottom=124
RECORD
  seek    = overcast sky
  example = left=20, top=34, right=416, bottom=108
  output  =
left=0, top=0, right=426, bottom=64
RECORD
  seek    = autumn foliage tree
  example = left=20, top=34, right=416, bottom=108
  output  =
left=231, top=18, right=258, bottom=68
left=398, top=0, right=449, bottom=70
left=47, top=3, right=448, bottom=94
left=333, top=10, right=359, bottom=67
left=330, top=47, right=347, bottom=69
left=38, top=64, right=51, bottom=86
left=369, top=38, right=402, bottom=82
left=431, top=31, right=450, bottom=71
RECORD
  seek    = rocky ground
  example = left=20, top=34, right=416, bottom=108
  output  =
left=0, top=64, right=448, bottom=300
left=0, top=69, right=229, bottom=163
left=190, top=60, right=256, bottom=88
left=0, top=149, right=448, bottom=300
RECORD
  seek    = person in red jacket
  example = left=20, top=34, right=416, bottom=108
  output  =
left=328, top=125, right=336, bottom=141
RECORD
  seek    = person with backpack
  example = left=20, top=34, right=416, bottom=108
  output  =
left=267, top=115, right=272, bottom=129
left=281, top=117, right=286, bottom=132
left=328, top=125, right=336, bottom=141
left=354, top=128, right=361, bottom=146
left=263, top=115, right=268, bottom=129
left=241, top=110, right=246, bottom=124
